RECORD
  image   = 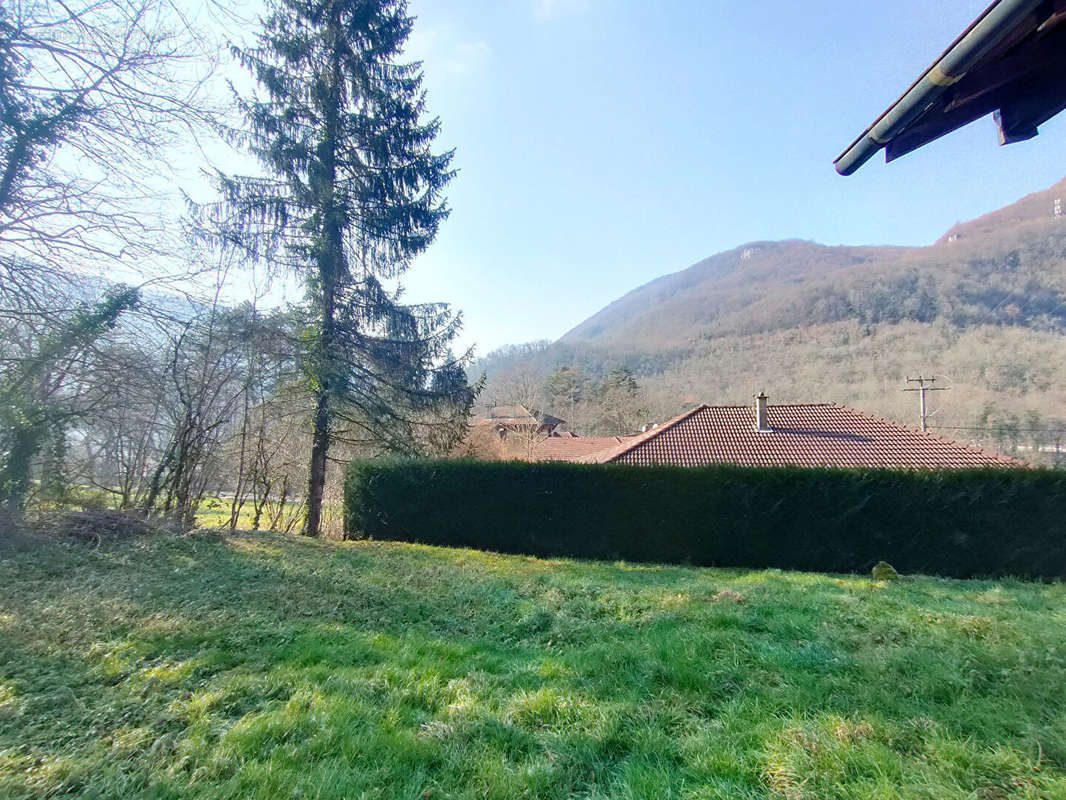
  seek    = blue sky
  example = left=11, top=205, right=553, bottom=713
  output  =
left=395, top=0, right=1066, bottom=356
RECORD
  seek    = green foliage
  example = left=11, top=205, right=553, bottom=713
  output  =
left=0, top=3, right=88, bottom=215
left=346, top=459, right=1066, bottom=579
left=529, top=364, right=650, bottom=436
left=542, top=366, right=584, bottom=411
left=2, top=531, right=1066, bottom=798
left=592, top=365, right=649, bottom=434
left=209, top=0, right=474, bottom=533
left=0, top=285, right=138, bottom=514
left=36, top=419, right=70, bottom=506
left=216, top=0, right=468, bottom=436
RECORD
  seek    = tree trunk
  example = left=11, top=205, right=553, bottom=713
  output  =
left=304, top=388, right=330, bottom=536
left=229, top=392, right=251, bottom=531
left=0, top=420, right=42, bottom=516
left=303, top=202, right=339, bottom=536
left=303, top=27, right=343, bottom=538
left=141, top=436, right=177, bottom=515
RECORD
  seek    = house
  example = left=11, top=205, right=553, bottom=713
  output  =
left=564, top=393, right=1024, bottom=469
left=476, top=404, right=565, bottom=438
left=836, top=0, right=1066, bottom=175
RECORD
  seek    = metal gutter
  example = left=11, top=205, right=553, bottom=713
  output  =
left=834, top=0, right=1044, bottom=176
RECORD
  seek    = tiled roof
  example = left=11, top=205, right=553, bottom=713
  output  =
left=533, top=436, right=627, bottom=462
left=477, top=404, right=537, bottom=425
left=579, top=404, right=1025, bottom=470
left=477, top=405, right=565, bottom=428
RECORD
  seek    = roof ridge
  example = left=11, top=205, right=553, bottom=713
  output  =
left=700, top=402, right=837, bottom=409
left=576, top=401, right=1027, bottom=469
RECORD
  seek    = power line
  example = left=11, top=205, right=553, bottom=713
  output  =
left=931, top=425, right=1066, bottom=434
left=972, top=289, right=1017, bottom=328
left=966, top=277, right=1060, bottom=330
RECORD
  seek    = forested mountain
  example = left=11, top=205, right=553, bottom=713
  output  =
left=478, top=177, right=1066, bottom=464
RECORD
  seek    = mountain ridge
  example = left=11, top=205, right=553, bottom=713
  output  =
left=479, top=177, right=1066, bottom=463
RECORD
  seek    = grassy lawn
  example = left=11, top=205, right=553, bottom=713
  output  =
left=194, top=497, right=340, bottom=535
left=194, top=498, right=272, bottom=531
left=1, top=531, right=1065, bottom=799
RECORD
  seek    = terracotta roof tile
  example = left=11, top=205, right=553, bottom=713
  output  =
left=579, top=404, right=1025, bottom=470
left=533, top=436, right=627, bottom=462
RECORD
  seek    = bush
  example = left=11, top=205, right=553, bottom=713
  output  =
left=345, top=459, right=1066, bottom=579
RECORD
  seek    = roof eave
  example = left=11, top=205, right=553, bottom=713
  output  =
left=834, top=0, right=1044, bottom=176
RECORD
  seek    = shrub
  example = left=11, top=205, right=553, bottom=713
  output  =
left=345, top=459, right=1066, bottom=579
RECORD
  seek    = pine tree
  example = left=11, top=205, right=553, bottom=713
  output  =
left=210, top=0, right=475, bottom=536
left=595, top=366, right=648, bottom=436
left=543, top=366, right=586, bottom=431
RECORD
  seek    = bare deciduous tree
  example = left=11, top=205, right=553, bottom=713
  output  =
left=0, top=0, right=216, bottom=270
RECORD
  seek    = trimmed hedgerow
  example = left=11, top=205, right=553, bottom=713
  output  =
left=344, top=459, right=1066, bottom=579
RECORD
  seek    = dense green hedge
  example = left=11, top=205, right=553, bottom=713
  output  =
left=344, top=459, right=1066, bottom=579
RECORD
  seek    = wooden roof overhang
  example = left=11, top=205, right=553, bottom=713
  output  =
left=836, top=0, right=1066, bottom=175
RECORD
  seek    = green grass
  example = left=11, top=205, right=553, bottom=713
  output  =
left=2, top=531, right=1065, bottom=799
left=194, top=497, right=338, bottom=534
left=33, top=486, right=317, bottom=534
left=193, top=497, right=263, bottom=530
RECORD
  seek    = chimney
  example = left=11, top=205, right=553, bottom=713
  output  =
left=754, top=391, right=772, bottom=432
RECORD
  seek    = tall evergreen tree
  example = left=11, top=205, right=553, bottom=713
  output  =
left=595, top=366, right=648, bottom=436
left=543, top=366, right=586, bottom=431
left=210, top=0, right=475, bottom=536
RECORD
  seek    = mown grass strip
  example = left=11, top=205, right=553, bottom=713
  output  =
left=1, top=530, right=1064, bottom=798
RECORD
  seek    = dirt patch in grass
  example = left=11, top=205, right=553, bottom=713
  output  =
left=712, top=588, right=747, bottom=604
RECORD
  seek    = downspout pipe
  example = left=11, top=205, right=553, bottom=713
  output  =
left=834, top=0, right=1044, bottom=176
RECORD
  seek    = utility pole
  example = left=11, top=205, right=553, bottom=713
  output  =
left=902, top=375, right=949, bottom=432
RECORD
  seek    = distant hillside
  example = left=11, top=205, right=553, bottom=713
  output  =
left=939, top=178, right=1066, bottom=244
left=477, top=177, right=1066, bottom=464
left=560, top=240, right=909, bottom=350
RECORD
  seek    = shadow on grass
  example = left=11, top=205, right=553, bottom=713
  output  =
left=1, top=531, right=1065, bottom=799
